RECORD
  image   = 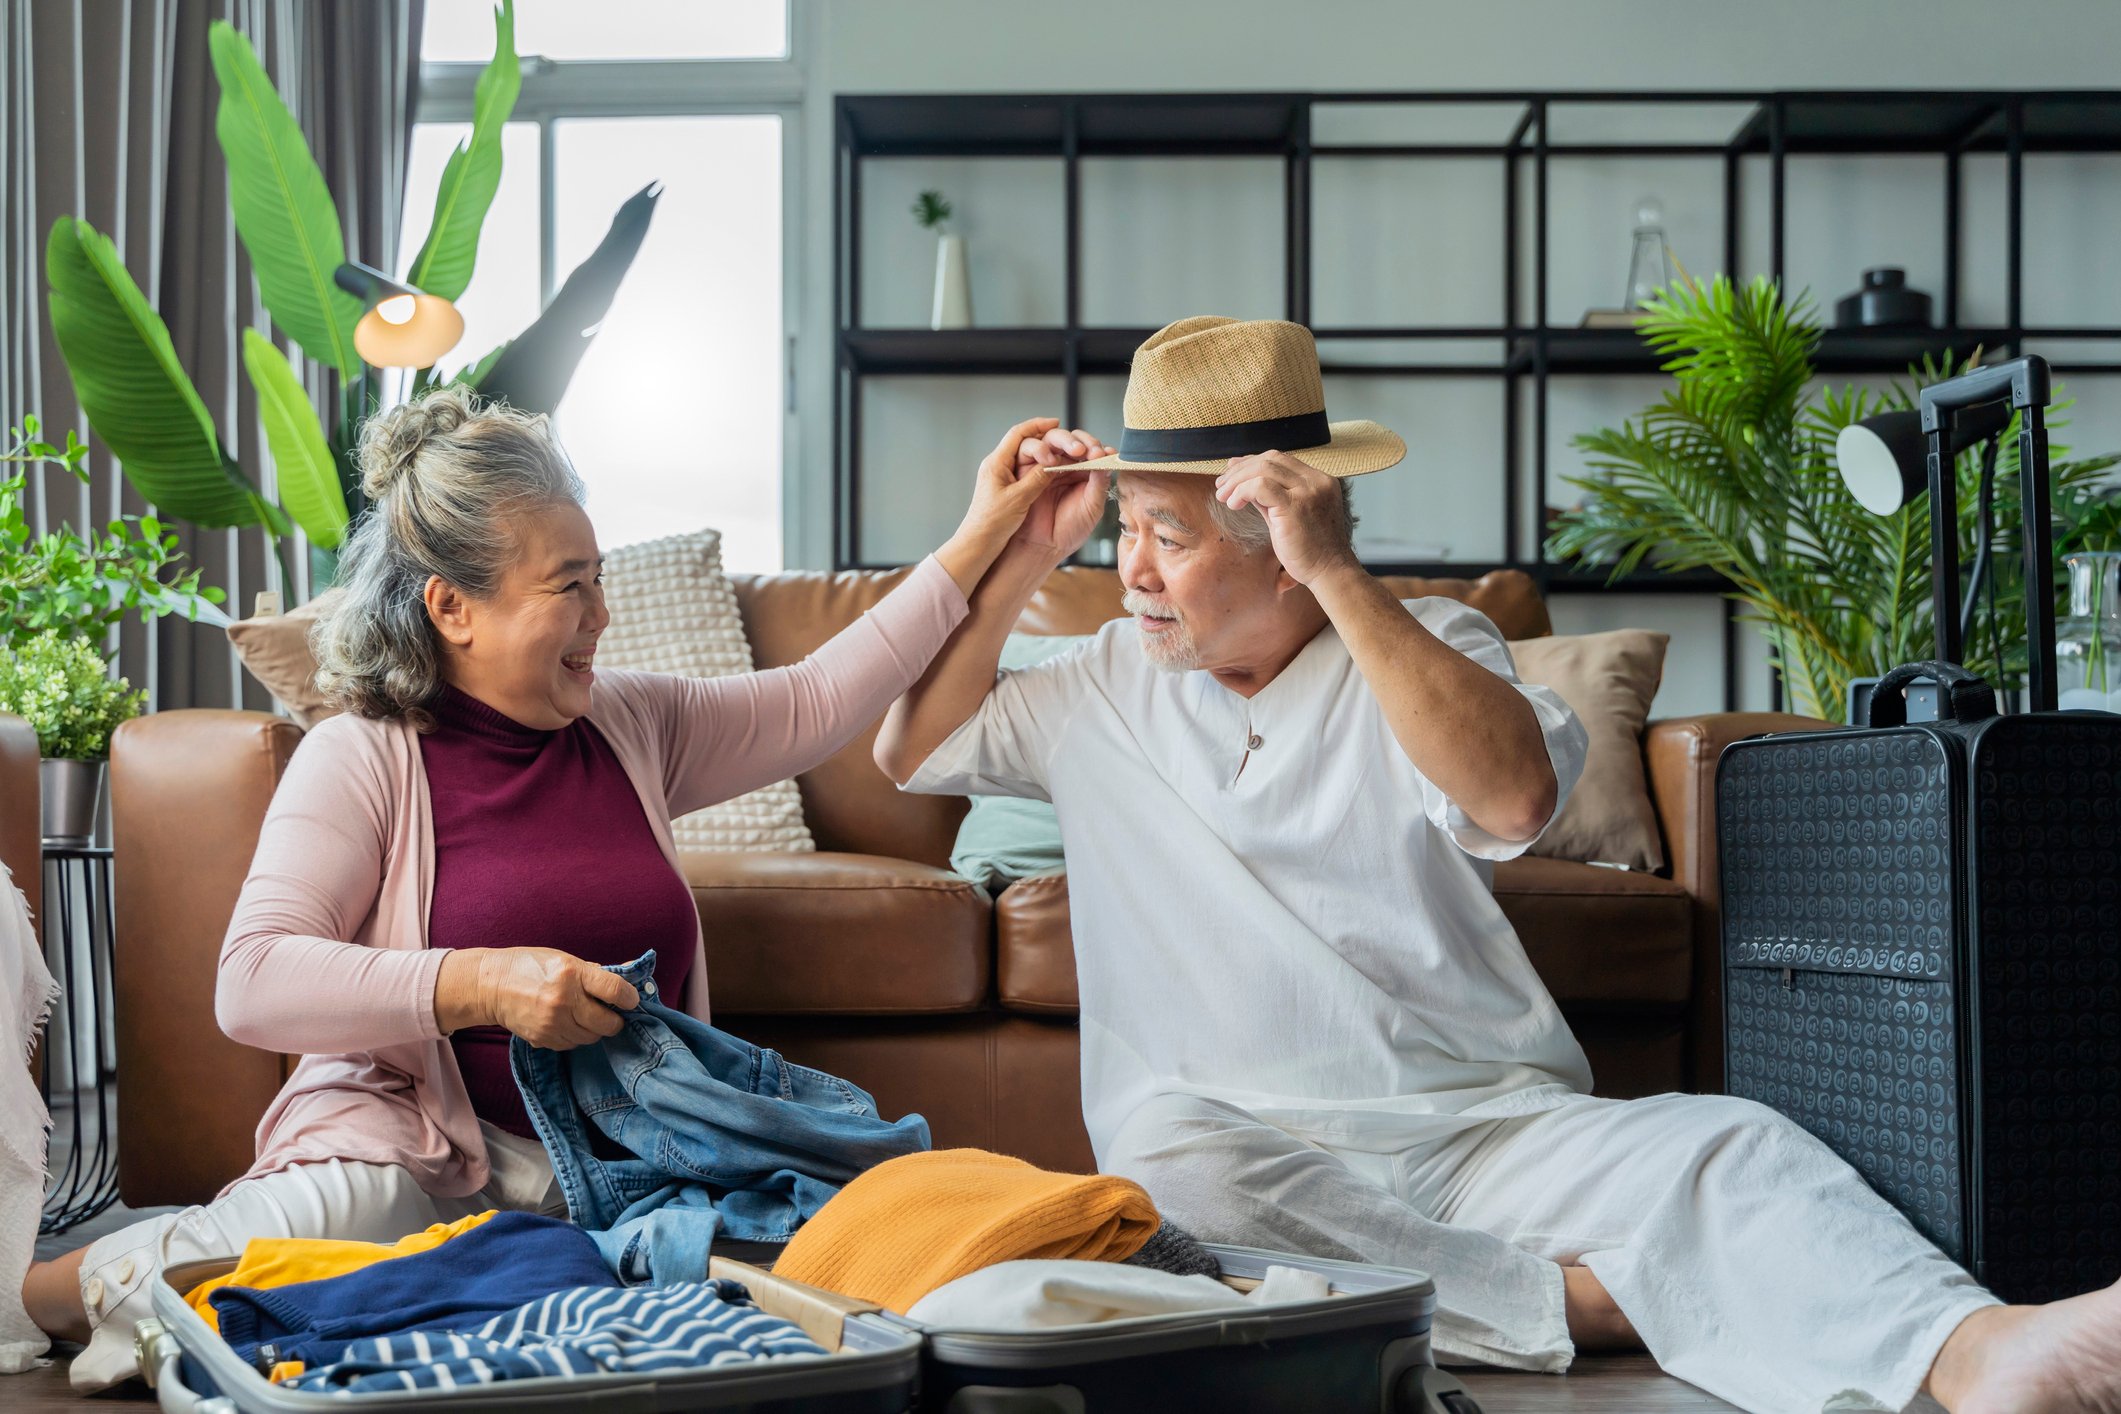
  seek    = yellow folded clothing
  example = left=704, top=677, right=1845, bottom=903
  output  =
left=774, top=1149, right=1160, bottom=1312
left=183, top=1210, right=499, bottom=1331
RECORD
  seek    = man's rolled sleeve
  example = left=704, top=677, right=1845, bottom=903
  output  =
left=1405, top=600, right=1590, bottom=862
left=900, top=650, right=1087, bottom=802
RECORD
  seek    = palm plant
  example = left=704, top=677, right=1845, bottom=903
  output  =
left=1546, top=273, right=2121, bottom=721
left=41, top=0, right=658, bottom=596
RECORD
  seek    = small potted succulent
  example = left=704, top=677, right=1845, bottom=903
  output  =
left=2, top=415, right=223, bottom=843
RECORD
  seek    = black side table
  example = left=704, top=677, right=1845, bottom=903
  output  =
left=39, top=845, right=119, bottom=1234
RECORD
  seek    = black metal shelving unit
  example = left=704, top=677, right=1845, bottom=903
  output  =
left=835, top=90, right=2121, bottom=710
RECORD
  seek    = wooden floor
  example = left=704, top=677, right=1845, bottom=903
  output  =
left=4, top=1349, right=1745, bottom=1410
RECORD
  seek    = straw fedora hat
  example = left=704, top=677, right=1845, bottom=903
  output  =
left=1075, top=316, right=1405, bottom=477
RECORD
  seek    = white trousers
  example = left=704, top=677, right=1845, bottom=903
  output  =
left=68, top=1124, right=561, bottom=1392
left=1101, top=1090, right=1998, bottom=1414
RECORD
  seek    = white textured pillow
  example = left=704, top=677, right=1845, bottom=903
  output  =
left=596, top=529, right=815, bottom=854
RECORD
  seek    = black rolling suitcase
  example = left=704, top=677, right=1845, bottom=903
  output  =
left=1717, top=357, right=2121, bottom=1304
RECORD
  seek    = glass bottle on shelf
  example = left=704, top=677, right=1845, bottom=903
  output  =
left=1625, top=196, right=1674, bottom=310
left=2057, top=550, right=2121, bottom=712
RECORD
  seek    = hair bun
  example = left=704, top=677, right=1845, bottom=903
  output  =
left=357, top=385, right=479, bottom=500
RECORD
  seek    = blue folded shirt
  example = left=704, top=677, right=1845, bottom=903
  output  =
left=210, top=1211, right=618, bottom=1368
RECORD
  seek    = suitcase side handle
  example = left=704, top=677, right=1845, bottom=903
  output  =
left=1868, top=661, right=1995, bottom=727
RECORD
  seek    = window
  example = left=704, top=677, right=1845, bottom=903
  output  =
left=420, top=0, right=787, bottom=62
left=404, top=1, right=797, bottom=570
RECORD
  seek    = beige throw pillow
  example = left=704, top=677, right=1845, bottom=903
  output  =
left=227, top=588, right=345, bottom=728
left=596, top=529, right=815, bottom=854
left=1508, top=629, right=1670, bottom=871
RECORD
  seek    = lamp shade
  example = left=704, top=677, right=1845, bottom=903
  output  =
left=332, top=261, right=464, bottom=369
left=1837, top=401, right=2013, bottom=515
left=1836, top=410, right=1928, bottom=515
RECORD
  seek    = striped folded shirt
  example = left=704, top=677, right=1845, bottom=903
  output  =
left=281, top=1279, right=826, bottom=1393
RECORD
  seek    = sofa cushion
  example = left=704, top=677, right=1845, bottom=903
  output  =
left=1512, top=629, right=1670, bottom=871
left=1494, top=856, right=1692, bottom=1009
left=994, top=859, right=1689, bottom=1014
left=598, top=530, right=815, bottom=853
left=227, top=588, right=343, bottom=727
left=683, top=851, right=990, bottom=1014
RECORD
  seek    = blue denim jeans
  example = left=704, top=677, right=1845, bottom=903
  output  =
left=510, top=951, right=930, bottom=1284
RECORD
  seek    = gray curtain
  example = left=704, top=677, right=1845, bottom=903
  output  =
left=2, top=0, right=422, bottom=712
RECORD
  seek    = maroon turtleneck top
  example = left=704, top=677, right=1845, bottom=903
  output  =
left=418, top=683, right=698, bottom=1138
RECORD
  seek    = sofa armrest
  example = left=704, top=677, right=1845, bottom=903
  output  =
left=0, top=713, right=37, bottom=937
left=112, top=709, right=302, bottom=1206
left=1644, top=710, right=1836, bottom=1092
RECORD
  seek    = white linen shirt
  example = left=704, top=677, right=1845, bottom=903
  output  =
left=904, top=597, right=1596, bottom=1162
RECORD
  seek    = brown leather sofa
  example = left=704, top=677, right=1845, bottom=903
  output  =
left=109, top=567, right=1822, bottom=1209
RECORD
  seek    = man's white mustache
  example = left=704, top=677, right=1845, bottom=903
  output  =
left=1121, top=590, right=1178, bottom=619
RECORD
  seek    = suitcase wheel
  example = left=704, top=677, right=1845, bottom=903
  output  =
left=1394, top=1363, right=1484, bottom=1414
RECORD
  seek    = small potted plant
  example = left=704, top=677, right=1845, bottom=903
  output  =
left=0, top=631, right=147, bottom=845
left=3, top=415, right=224, bottom=843
left=914, top=189, right=972, bottom=330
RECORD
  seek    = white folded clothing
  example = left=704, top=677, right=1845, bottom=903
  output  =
left=904, top=1259, right=1332, bottom=1331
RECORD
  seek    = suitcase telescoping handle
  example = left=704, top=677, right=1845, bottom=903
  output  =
left=1867, top=660, right=1998, bottom=728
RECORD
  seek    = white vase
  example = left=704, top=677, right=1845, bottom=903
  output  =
left=931, top=233, right=972, bottom=330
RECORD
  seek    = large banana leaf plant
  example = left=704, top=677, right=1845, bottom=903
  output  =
left=43, top=0, right=659, bottom=596
left=1546, top=273, right=2121, bottom=721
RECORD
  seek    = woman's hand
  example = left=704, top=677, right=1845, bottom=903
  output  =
left=935, top=419, right=1111, bottom=597
left=434, top=947, right=641, bottom=1050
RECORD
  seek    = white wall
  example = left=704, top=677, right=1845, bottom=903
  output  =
left=789, top=0, right=2121, bottom=717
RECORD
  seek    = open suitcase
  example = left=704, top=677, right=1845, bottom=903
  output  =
left=136, top=1254, right=927, bottom=1414
left=865, top=1244, right=1476, bottom=1414
left=137, top=1245, right=1481, bottom=1413
left=1717, top=356, right=2121, bottom=1303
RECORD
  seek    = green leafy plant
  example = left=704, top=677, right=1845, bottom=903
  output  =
left=912, top=190, right=953, bottom=231
left=42, top=0, right=658, bottom=596
left=1546, top=273, right=2121, bottom=721
left=0, top=629, right=148, bottom=761
left=2, top=417, right=227, bottom=650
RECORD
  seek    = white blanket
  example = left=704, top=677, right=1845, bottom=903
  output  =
left=0, top=864, right=58, bottom=1373
left=904, top=1259, right=1331, bottom=1331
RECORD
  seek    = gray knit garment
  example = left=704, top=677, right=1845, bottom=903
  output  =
left=1121, top=1219, right=1221, bottom=1278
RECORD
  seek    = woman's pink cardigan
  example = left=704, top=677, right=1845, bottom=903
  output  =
left=214, top=557, right=968, bottom=1199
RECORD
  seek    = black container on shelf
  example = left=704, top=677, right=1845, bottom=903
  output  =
left=1835, top=267, right=1933, bottom=328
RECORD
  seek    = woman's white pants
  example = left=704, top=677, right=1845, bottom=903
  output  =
left=1102, top=1090, right=1998, bottom=1414
left=66, top=1124, right=559, bottom=1391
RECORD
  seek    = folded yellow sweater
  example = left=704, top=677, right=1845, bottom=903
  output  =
left=183, top=1210, right=498, bottom=1331
left=774, top=1149, right=1160, bottom=1312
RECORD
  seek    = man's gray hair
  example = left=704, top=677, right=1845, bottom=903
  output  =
left=1113, top=472, right=1359, bottom=554
left=312, top=386, right=586, bottom=728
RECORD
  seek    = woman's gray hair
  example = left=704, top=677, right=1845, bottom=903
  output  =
left=312, top=385, right=586, bottom=727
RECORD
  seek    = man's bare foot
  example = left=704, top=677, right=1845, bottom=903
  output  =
left=1931, top=1279, right=2121, bottom=1413
left=1561, top=1263, right=1641, bottom=1351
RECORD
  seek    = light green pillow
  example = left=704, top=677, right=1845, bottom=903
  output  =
left=947, top=633, right=1090, bottom=893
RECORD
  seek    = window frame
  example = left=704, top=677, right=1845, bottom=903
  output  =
left=414, top=29, right=806, bottom=568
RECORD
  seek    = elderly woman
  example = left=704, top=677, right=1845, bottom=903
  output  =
left=23, top=387, right=1114, bottom=1390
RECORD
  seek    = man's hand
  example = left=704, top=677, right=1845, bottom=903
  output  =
left=1215, top=451, right=1360, bottom=587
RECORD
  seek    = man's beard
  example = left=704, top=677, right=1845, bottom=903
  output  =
left=1121, top=588, right=1201, bottom=672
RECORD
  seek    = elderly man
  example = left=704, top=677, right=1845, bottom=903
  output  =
left=876, top=316, right=2121, bottom=1414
